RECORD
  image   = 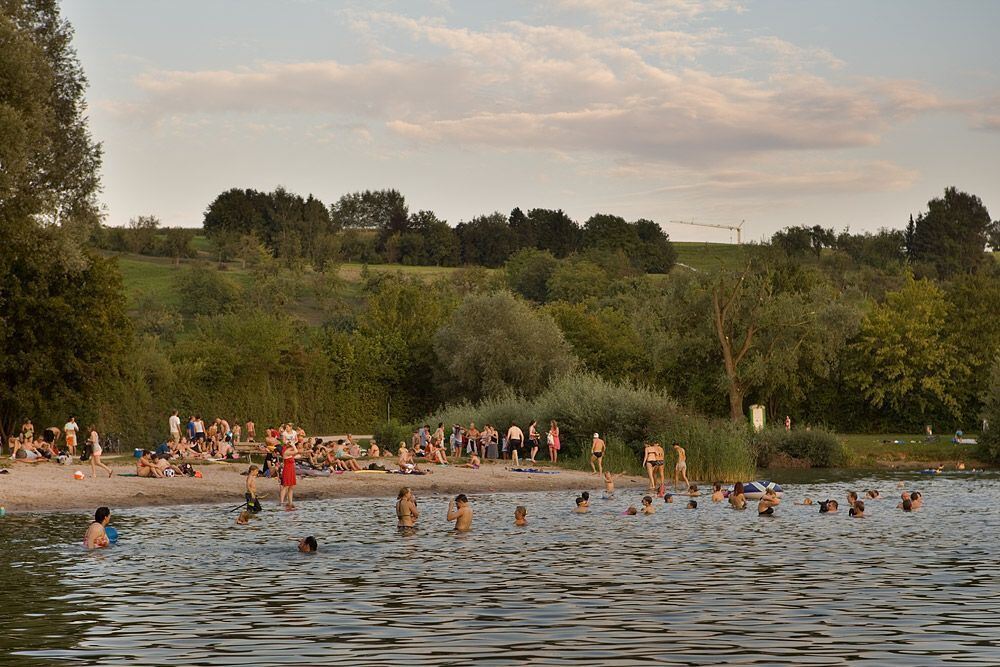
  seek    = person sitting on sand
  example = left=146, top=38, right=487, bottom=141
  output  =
left=711, top=482, right=724, bottom=502
left=687, top=500, right=698, bottom=509
left=426, top=439, right=448, bottom=465
left=460, top=453, right=481, bottom=469
left=604, top=471, right=621, bottom=499
left=137, top=450, right=164, bottom=478
left=849, top=500, right=866, bottom=518
left=514, top=505, right=528, bottom=526
left=641, top=495, right=655, bottom=515
left=215, top=437, right=237, bottom=460
left=333, top=440, right=361, bottom=471
left=574, top=497, right=589, bottom=513
left=11, top=437, right=43, bottom=462
left=84, top=506, right=112, bottom=549
left=729, top=482, right=747, bottom=510
left=758, top=488, right=780, bottom=516
left=396, top=487, right=419, bottom=531
left=298, top=536, right=318, bottom=553
left=447, top=494, right=473, bottom=532
left=368, top=442, right=380, bottom=458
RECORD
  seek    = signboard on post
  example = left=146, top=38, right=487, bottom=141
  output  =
left=749, top=404, right=766, bottom=432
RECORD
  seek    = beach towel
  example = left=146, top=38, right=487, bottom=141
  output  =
left=511, top=468, right=558, bottom=475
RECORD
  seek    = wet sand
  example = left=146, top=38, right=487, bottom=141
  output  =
left=0, top=457, right=649, bottom=512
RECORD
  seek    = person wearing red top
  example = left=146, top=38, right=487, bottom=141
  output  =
left=279, top=442, right=298, bottom=509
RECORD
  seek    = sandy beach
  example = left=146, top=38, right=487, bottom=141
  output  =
left=0, top=457, right=650, bottom=513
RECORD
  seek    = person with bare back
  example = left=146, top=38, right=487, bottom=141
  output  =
left=673, top=443, right=689, bottom=491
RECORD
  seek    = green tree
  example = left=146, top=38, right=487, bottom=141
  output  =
left=632, top=219, right=676, bottom=273
left=908, top=187, right=992, bottom=278
left=547, top=303, right=646, bottom=383
left=528, top=208, right=580, bottom=258
left=124, top=214, right=160, bottom=254
left=505, top=248, right=558, bottom=303
left=547, top=258, right=610, bottom=304
left=159, top=227, right=197, bottom=265
left=455, top=213, right=517, bottom=267
left=174, top=266, right=242, bottom=319
left=847, top=276, right=967, bottom=424
left=433, top=291, right=577, bottom=401
left=979, top=355, right=1000, bottom=462
left=943, top=270, right=1000, bottom=423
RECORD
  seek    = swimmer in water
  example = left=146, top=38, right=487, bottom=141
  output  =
left=580, top=491, right=590, bottom=508
left=447, top=494, right=473, bottom=531
left=396, top=487, right=419, bottom=532
left=849, top=500, right=866, bottom=518
left=687, top=500, right=697, bottom=509
left=574, top=496, right=589, bottom=513
left=865, top=489, right=882, bottom=500
left=663, top=493, right=674, bottom=504
left=729, top=482, right=747, bottom=510
left=896, top=491, right=911, bottom=509
left=84, top=506, right=112, bottom=549
left=603, top=471, right=622, bottom=499
left=686, top=484, right=700, bottom=497
left=795, top=498, right=814, bottom=506
left=641, top=495, right=655, bottom=514
left=819, top=499, right=839, bottom=514
left=625, top=506, right=638, bottom=515
left=757, top=488, right=780, bottom=516
left=901, top=498, right=913, bottom=512
left=236, top=511, right=251, bottom=525
left=514, top=505, right=528, bottom=526
left=846, top=490, right=859, bottom=510
left=711, top=482, right=724, bottom=502
left=910, top=491, right=923, bottom=510
left=297, top=536, right=318, bottom=552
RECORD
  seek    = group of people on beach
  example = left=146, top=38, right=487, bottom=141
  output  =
left=410, top=420, right=564, bottom=465
left=6, top=417, right=113, bottom=478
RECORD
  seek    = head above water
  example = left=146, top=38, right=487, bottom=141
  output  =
left=298, top=536, right=318, bottom=552
left=581, top=491, right=590, bottom=501
left=455, top=494, right=469, bottom=505
left=642, top=495, right=652, bottom=506
left=515, top=505, right=527, bottom=518
left=626, top=506, right=638, bottom=515
left=687, top=500, right=697, bottom=509
left=95, top=506, right=111, bottom=525
left=902, top=498, right=913, bottom=511
left=575, top=496, right=585, bottom=506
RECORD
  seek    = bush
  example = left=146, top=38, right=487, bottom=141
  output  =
left=427, top=372, right=755, bottom=481
left=373, top=419, right=411, bottom=451
left=750, top=427, right=847, bottom=467
left=979, top=355, right=1000, bottom=463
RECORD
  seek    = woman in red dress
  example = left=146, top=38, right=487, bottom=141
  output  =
left=279, top=442, right=298, bottom=509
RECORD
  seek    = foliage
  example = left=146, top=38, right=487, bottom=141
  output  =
left=547, top=303, right=647, bottom=383
left=455, top=212, right=517, bottom=267
left=173, top=265, right=243, bottom=319
left=428, top=372, right=755, bottom=481
left=505, top=248, right=557, bottom=303
left=978, top=356, right=1000, bottom=463
left=547, top=258, right=610, bottom=303
left=750, top=427, right=848, bottom=468
left=433, top=291, right=576, bottom=402
left=847, top=276, right=967, bottom=426
left=373, top=419, right=411, bottom=450
left=771, top=225, right=836, bottom=257
left=908, top=187, right=993, bottom=278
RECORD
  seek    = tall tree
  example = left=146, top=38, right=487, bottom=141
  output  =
left=908, top=187, right=992, bottom=278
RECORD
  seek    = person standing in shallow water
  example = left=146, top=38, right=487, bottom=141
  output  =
left=396, top=487, right=419, bottom=532
left=279, top=442, right=298, bottom=509
left=447, top=494, right=473, bottom=531
left=84, top=506, right=111, bottom=549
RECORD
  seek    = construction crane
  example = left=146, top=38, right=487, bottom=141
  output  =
left=667, top=219, right=744, bottom=244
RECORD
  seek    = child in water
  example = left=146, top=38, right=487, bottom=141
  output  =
left=663, top=493, right=674, bottom=504
left=236, top=511, right=251, bottom=525
left=711, top=482, right=724, bottom=502
left=625, top=506, right=638, bottom=515
left=687, top=500, right=697, bottom=509
left=757, top=488, right=780, bottom=516
left=580, top=491, right=590, bottom=508
left=514, top=506, right=528, bottom=526
left=641, top=495, right=655, bottom=514
left=849, top=500, right=866, bottom=518
left=603, top=471, right=620, bottom=499
left=574, top=497, right=589, bottom=513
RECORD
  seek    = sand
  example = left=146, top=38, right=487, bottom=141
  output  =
left=0, top=457, right=651, bottom=513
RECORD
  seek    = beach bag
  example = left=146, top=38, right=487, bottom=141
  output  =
left=80, top=443, right=91, bottom=462
left=546, top=433, right=554, bottom=446
left=179, top=463, right=195, bottom=477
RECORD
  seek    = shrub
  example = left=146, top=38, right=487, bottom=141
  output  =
left=373, top=419, right=411, bottom=450
left=426, top=372, right=755, bottom=481
left=750, top=427, right=847, bottom=467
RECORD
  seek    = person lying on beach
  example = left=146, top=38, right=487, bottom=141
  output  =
left=447, top=494, right=473, bottom=532
left=84, top=506, right=111, bottom=549
left=819, top=499, right=839, bottom=513
left=757, top=488, right=780, bottom=516
left=460, top=453, right=481, bottom=469
left=641, top=495, right=655, bottom=514
left=711, top=482, right=724, bottom=502
left=574, top=497, right=589, bottom=513
left=687, top=500, right=698, bottom=509
left=848, top=500, right=866, bottom=518
left=397, top=487, right=419, bottom=530
left=729, top=482, right=747, bottom=510
left=155, top=454, right=182, bottom=477
left=514, top=505, right=528, bottom=526
left=297, top=536, right=318, bottom=552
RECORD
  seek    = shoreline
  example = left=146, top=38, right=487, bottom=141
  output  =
left=0, top=458, right=650, bottom=513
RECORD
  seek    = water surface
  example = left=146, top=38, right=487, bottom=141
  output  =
left=2, top=471, right=998, bottom=666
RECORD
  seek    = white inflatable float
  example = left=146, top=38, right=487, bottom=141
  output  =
left=736, top=481, right=784, bottom=500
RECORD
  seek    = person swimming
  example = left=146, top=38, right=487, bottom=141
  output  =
left=795, top=497, right=814, bottom=506
left=641, top=495, right=655, bottom=514
left=710, top=482, right=724, bottom=502
left=625, top=506, right=638, bottom=515
left=729, top=482, right=747, bottom=510
left=687, top=500, right=697, bottom=509
left=686, top=484, right=700, bottom=497
left=298, top=536, right=318, bottom=552
left=514, top=505, right=528, bottom=526
left=580, top=491, right=590, bottom=508
left=847, top=490, right=859, bottom=509
left=865, top=489, right=882, bottom=500
left=910, top=491, right=923, bottom=510
left=758, top=488, right=780, bottom=516
left=819, top=499, right=839, bottom=514
left=447, top=494, right=473, bottom=531
left=901, top=498, right=913, bottom=512
left=236, top=511, right=251, bottom=525
left=663, top=493, right=674, bottom=504
left=84, top=506, right=111, bottom=549
left=574, top=496, right=589, bottom=513
left=396, top=487, right=419, bottom=532
left=849, top=500, right=866, bottom=518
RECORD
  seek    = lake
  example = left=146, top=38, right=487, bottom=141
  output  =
left=2, top=471, right=998, bottom=666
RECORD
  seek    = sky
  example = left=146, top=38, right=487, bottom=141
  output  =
left=62, top=0, right=1000, bottom=242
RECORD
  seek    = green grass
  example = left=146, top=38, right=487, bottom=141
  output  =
left=672, top=242, right=749, bottom=272
left=838, top=433, right=982, bottom=467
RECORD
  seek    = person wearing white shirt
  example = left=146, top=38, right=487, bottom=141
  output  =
left=64, top=417, right=79, bottom=456
left=168, top=410, right=181, bottom=444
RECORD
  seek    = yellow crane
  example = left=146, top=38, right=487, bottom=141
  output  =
left=668, top=219, right=744, bottom=244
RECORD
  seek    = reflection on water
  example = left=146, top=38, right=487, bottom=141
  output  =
left=1, top=472, right=999, bottom=666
